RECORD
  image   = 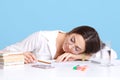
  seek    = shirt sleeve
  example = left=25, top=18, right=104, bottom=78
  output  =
left=2, top=31, right=42, bottom=52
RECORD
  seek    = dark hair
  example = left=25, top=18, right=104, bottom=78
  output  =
left=67, top=25, right=101, bottom=54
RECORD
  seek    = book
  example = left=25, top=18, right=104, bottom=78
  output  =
left=0, top=51, right=24, bottom=69
left=0, top=51, right=24, bottom=56
left=0, top=55, right=24, bottom=63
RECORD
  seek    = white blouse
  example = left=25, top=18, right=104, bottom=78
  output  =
left=3, top=30, right=59, bottom=60
left=3, top=30, right=117, bottom=60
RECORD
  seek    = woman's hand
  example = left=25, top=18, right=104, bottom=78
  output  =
left=23, top=52, right=37, bottom=64
left=56, top=53, right=78, bottom=62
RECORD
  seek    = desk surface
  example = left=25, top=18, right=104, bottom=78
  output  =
left=0, top=60, right=120, bottom=80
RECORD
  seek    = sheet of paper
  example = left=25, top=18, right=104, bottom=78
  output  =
left=32, top=64, right=54, bottom=69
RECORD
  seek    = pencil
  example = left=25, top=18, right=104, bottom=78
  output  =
left=38, top=60, right=51, bottom=64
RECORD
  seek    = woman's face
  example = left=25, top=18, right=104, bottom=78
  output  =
left=62, top=33, right=85, bottom=55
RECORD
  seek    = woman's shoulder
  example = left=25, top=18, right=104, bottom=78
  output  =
left=35, top=30, right=65, bottom=41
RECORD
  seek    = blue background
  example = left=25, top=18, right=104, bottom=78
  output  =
left=0, top=0, right=120, bottom=59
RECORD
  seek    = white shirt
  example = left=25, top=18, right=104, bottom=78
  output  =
left=3, top=30, right=59, bottom=60
left=3, top=30, right=117, bottom=60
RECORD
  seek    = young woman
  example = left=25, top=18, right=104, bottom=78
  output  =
left=1, top=25, right=117, bottom=64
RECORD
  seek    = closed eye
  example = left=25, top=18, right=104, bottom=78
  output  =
left=70, top=36, right=75, bottom=43
left=75, top=46, right=80, bottom=51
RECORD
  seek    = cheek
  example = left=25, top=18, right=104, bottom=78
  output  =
left=72, top=52, right=79, bottom=55
left=62, top=42, right=68, bottom=52
left=72, top=50, right=83, bottom=55
left=62, top=38, right=69, bottom=48
left=62, top=43, right=65, bottom=51
left=62, top=41, right=68, bottom=51
left=64, top=37, right=69, bottom=42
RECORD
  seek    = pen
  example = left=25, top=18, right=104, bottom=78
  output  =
left=38, top=60, right=51, bottom=64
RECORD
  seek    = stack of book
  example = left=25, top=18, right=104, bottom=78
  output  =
left=0, top=51, right=24, bottom=69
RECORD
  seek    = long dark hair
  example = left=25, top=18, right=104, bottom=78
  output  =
left=68, top=25, right=102, bottom=54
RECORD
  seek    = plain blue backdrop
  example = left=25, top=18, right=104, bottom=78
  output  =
left=0, top=0, right=120, bottom=59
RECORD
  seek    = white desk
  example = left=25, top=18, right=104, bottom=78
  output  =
left=0, top=60, right=120, bottom=80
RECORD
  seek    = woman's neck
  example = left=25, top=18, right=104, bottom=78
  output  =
left=54, top=32, right=66, bottom=59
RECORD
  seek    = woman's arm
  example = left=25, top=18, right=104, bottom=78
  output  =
left=56, top=53, right=91, bottom=62
left=1, top=32, right=41, bottom=64
left=2, top=32, right=41, bottom=52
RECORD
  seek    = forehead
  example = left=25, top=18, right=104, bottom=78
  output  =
left=69, top=33, right=85, bottom=50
